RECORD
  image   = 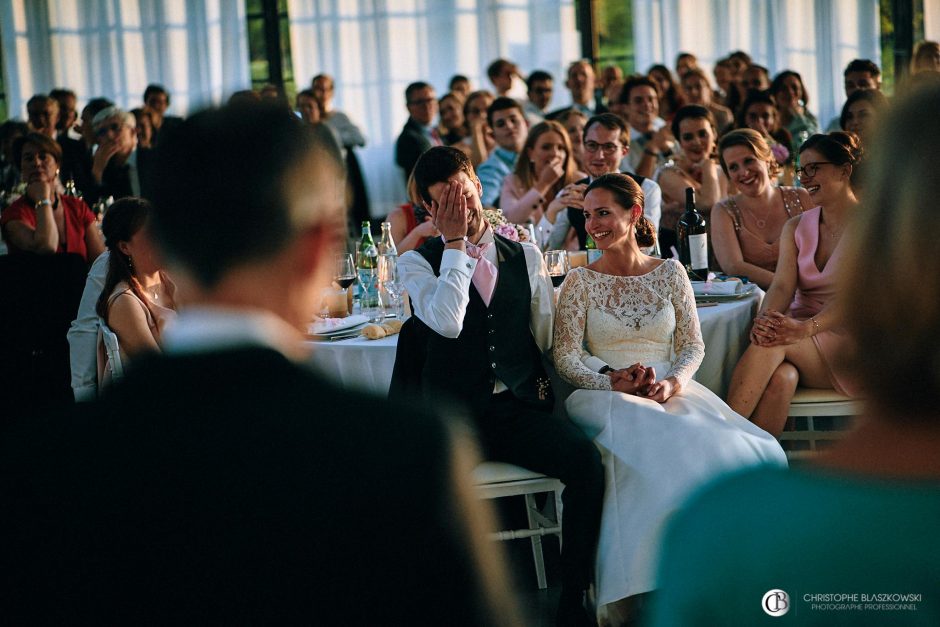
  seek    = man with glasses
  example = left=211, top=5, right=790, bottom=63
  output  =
left=395, top=81, right=442, bottom=184
left=91, top=106, right=153, bottom=201
left=546, top=113, right=662, bottom=252
left=523, top=70, right=554, bottom=124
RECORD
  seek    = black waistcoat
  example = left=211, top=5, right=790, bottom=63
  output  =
left=406, top=235, right=552, bottom=415
left=567, top=173, right=646, bottom=248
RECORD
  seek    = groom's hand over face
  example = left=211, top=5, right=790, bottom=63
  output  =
left=428, top=180, right=469, bottom=240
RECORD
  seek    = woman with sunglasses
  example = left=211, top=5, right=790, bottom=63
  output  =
left=727, top=132, right=862, bottom=437
left=0, top=132, right=104, bottom=263
left=712, top=129, right=810, bottom=289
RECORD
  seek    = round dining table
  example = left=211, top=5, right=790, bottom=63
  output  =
left=307, top=288, right=762, bottom=402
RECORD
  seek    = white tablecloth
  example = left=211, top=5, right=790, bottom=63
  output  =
left=308, top=290, right=762, bottom=401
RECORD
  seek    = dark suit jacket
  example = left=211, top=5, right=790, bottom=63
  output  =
left=395, top=117, right=432, bottom=183
left=1, top=346, right=503, bottom=625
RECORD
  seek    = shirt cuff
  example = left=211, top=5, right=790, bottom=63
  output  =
left=440, top=248, right=476, bottom=278
left=582, top=355, right=608, bottom=373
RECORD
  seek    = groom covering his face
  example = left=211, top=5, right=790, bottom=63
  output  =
left=396, top=146, right=605, bottom=625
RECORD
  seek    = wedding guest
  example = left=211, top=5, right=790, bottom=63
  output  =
left=499, top=120, right=580, bottom=225
left=649, top=83, right=940, bottom=627
left=296, top=89, right=343, bottom=153
left=396, top=145, right=604, bottom=625
left=49, top=88, right=78, bottom=136
left=912, top=40, right=940, bottom=74
left=681, top=68, right=734, bottom=133
left=395, top=81, right=440, bottom=184
left=548, top=60, right=605, bottom=119
left=740, top=64, right=771, bottom=93
left=617, top=75, right=672, bottom=177
left=553, top=172, right=784, bottom=625
left=26, top=95, right=59, bottom=139
left=68, top=97, right=113, bottom=201
left=599, top=64, right=624, bottom=109
left=675, top=52, right=698, bottom=78
left=311, top=74, right=367, bottom=151
left=386, top=174, right=440, bottom=254
left=67, top=249, right=111, bottom=401
left=647, top=64, right=685, bottom=121
left=3, top=103, right=519, bottom=626
left=130, top=107, right=154, bottom=150
left=840, top=89, right=889, bottom=145
left=547, top=113, right=662, bottom=252
left=476, top=97, right=527, bottom=207
left=712, top=58, right=735, bottom=105
left=142, top=83, right=182, bottom=146
left=558, top=108, right=588, bottom=172
left=0, top=120, right=27, bottom=193
left=712, top=129, right=810, bottom=289
left=771, top=70, right=820, bottom=146
left=95, top=197, right=176, bottom=377
left=438, top=91, right=468, bottom=145
left=826, top=58, right=882, bottom=131
left=487, top=58, right=519, bottom=97
left=449, top=74, right=472, bottom=98
left=654, top=105, right=728, bottom=256
left=1, top=132, right=104, bottom=262
left=91, top=106, right=153, bottom=200
left=737, top=90, right=793, bottom=165
left=462, top=90, right=496, bottom=167
left=523, top=70, right=554, bottom=123
left=727, top=132, right=863, bottom=436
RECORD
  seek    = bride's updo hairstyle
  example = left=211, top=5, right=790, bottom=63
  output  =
left=798, top=131, right=864, bottom=190
left=585, top=173, right=657, bottom=247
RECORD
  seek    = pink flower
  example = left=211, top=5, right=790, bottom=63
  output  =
left=494, top=223, right=520, bottom=241
left=770, top=142, right=790, bottom=164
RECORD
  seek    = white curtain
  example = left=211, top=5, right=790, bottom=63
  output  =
left=287, top=0, right=580, bottom=218
left=926, top=1, right=940, bottom=42
left=632, top=0, right=880, bottom=126
left=0, top=0, right=249, bottom=119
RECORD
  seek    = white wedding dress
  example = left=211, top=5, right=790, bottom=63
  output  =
left=553, top=260, right=786, bottom=606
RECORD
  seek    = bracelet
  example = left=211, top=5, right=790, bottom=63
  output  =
left=34, top=198, right=52, bottom=210
left=444, top=236, right=467, bottom=244
left=643, top=148, right=658, bottom=157
left=598, top=365, right=612, bottom=374
left=811, top=317, right=820, bottom=335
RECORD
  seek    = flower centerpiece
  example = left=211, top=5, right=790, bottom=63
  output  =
left=482, top=207, right=530, bottom=243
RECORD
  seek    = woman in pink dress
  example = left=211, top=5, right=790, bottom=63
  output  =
left=727, top=132, right=861, bottom=436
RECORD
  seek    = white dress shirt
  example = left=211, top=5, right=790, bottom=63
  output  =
left=162, top=306, right=307, bottom=361
left=68, top=251, right=109, bottom=401
left=399, top=227, right=554, bottom=393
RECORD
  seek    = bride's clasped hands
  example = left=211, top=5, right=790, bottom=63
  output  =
left=608, top=364, right=679, bottom=402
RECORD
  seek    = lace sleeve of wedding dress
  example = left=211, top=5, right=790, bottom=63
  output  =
left=552, top=269, right=613, bottom=391
left=665, top=260, right=705, bottom=386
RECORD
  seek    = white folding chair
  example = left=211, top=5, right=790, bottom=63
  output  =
left=98, top=320, right=125, bottom=383
left=473, top=462, right=563, bottom=590
left=779, top=388, right=860, bottom=460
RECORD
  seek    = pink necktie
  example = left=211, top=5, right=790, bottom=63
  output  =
left=465, top=242, right=498, bottom=306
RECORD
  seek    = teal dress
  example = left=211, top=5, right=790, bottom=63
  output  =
left=648, top=467, right=940, bottom=626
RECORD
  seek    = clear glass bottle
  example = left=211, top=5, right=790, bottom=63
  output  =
left=357, top=221, right=384, bottom=321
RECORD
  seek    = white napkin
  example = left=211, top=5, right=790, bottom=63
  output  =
left=692, top=278, right=743, bottom=296
left=309, top=314, right=368, bottom=335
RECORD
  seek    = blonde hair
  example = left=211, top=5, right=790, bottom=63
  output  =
left=512, top=120, right=578, bottom=196
left=718, top=128, right=780, bottom=179
left=838, top=82, right=940, bottom=417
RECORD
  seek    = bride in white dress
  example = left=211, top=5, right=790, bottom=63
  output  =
left=552, top=173, right=786, bottom=616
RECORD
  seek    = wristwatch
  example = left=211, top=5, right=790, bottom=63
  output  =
left=598, top=365, right=612, bottom=374
left=34, top=198, right=52, bottom=210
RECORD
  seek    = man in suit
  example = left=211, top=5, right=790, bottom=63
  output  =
left=1, top=104, right=518, bottom=626
left=91, top=106, right=153, bottom=201
left=395, top=81, right=441, bottom=184
left=398, top=146, right=605, bottom=626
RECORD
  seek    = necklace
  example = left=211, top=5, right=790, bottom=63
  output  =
left=739, top=193, right=773, bottom=229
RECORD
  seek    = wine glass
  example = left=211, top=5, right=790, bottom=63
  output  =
left=544, top=250, right=570, bottom=288
left=333, top=253, right=356, bottom=315
left=379, top=254, right=405, bottom=319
